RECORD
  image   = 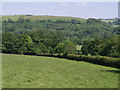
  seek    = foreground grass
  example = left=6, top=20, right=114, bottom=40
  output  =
left=2, top=54, right=119, bottom=88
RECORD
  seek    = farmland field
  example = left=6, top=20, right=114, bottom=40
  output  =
left=2, top=54, right=119, bottom=88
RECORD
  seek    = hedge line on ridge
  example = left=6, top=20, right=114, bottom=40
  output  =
left=36, top=54, right=120, bottom=69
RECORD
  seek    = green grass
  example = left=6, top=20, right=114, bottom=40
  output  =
left=2, top=15, right=25, bottom=21
left=76, top=45, right=82, bottom=51
left=2, top=54, right=119, bottom=88
left=101, top=18, right=117, bottom=23
left=2, top=15, right=86, bottom=22
left=112, top=25, right=119, bottom=27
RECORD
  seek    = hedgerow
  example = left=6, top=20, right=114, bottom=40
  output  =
left=37, top=54, right=120, bottom=69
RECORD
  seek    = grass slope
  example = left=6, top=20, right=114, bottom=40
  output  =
left=2, top=15, right=86, bottom=22
left=2, top=54, right=119, bottom=88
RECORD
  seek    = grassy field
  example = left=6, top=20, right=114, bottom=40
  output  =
left=2, top=15, right=86, bottom=22
left=2, top=54, right=119, bottom=88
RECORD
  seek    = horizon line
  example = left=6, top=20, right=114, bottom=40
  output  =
left=1, top=14, right=118, bottom=19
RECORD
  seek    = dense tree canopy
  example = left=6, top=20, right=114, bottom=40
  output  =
left=81, top=35, right=119, bottom=57
left=2, top=16, right=117, bottom=41
left=2, top=16, right=119, bottom=57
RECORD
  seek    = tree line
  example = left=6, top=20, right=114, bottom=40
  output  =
left=2, top=31, right=76, bottom=55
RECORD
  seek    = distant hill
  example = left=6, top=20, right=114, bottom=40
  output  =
left=2, top=15, right=86, bottom=22
left=2, top=15, right=118, bottom=43
left=101, top=18, right=118, bottom=27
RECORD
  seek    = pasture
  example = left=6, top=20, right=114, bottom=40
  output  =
left=2, top=54, right=119, bottom=88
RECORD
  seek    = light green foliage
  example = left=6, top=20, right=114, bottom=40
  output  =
left=76, top=45, right=82, bottom=51
left=54, top=41, right=76, bottom=55
left=2, top=54, right=119, bottom=88
left=63, top=41, right=76, bottom=55
left=54, top=43, right=64, bottom=55
left=26, top=36, right=33, bottom=44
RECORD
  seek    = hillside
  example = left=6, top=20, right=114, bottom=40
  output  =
left=2, top=54, right=119, bottom=88
left=101, top=18, right=118, bottom=27
left=2, top=15, right=86, bottom=22
left=2, top=15, right=119, bottom=57
left=2, top=15, right=117, bottom=42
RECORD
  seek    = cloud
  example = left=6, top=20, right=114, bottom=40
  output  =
left=60, top=3, right=69, bottom=7
left=76, top=2, right=87, bottom=7
left=60, top=2, right=87, bottom=7
left=97, top=7, right=102, bottom=11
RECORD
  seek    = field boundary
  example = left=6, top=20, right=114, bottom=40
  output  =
left=36, top=54, right=120, bottom=69
left=2, top=53, right=120, bottom=69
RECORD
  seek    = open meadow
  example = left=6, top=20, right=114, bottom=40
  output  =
left=2, top=54, right=119, bottom=88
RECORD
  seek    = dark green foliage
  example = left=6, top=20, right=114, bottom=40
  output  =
left=71, top=19, right=81, bottom=24
left=86, top=18, right=102, bottom=24
left=17, top=17, right=26, bottom=23
left=53, top=41, right=76, bottom=55
left=2, top=32, right=15, bottom=53
left=81, top=35, right=120, bottom=57
left=2, top=31, right=64, bottom=55
left=82, top=39, right=103, bottom=55
left=30, top=43, right=48, bottom=55
left=114, top=18, right=120, bottom=25
left=13, top=34, right=33, bottom=54
left=8, top=18, right=15, bottom=23
left=99, top=35, right=119, bottom=57
left=54, top=43, right=64, bottom=55
left=81, top=40, right=91, bottom=55
left=113, top=26, right=120, bottom=35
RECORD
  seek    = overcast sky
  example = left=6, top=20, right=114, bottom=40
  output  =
left=2, top=2, right=118, bottom=19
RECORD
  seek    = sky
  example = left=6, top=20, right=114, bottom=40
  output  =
left=1, top=0, right=120, bottom=2
left=2, top=2, right=118, bottom=19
